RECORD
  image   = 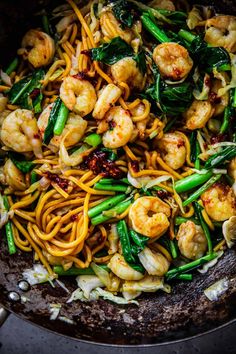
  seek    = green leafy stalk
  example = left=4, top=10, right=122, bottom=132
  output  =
left=129, top=230, right=149, bottom=249
left=30, top=171, right=38, bottom=185
left=117, top=220, right=136, bottom=264
left=42, top=15, right=51, bottom=35
left=175, top=216, right=200, bottom=225
left=176, top=273, right=193, bottom=281
left=94, top=182, right=128, bottom=192
left=194, top=202, right=213, bottom=254
left=174, top=171, right=213, bottom=194
left=190, top=131, right=201, bottom=169
left=3, top=196, right=16, bottom=255
left=220, top=89, right=235, bottom=134
left=98, top=178, right=130, bottom=185
left=204, top=146, right=236, bottom=169
left=169, top=239, right=178, bottom=259
left=84, top=133, right=102, bottom=147
left=182, top=174, right=222, bottom=207
left=91, top=199, right=132, bottom=225
left=53, top=102, right=69, bottom=136
left=88, top=194, right=126, bottom=218
left=5, top=57, right=19, bottom=75
left=141, top=14, right=171, bottom=43
left=43, top=97, right=62, bottom=145
left=166, top=252, right=218, bottom=280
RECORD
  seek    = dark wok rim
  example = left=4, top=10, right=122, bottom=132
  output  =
left=2, top=304, right=235, bottom=347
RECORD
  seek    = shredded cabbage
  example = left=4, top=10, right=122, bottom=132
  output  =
left=204, top=278, right=229, bottom=301
left=67, top=287, right=139, bottom=305
left=22, top=264, right=55, bottom=285
left=76, top=274, right=104, bottom=298
left=49, top=303, right=61, bottom=320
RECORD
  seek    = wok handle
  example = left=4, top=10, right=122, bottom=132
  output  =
left=0, top=307, right=9, bottom=326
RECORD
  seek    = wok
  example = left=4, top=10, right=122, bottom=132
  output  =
left=0, top=0, right=236, bottom=346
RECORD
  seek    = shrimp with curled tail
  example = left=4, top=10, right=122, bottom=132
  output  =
left=183, top=99, right=215, bottom=130
left=1, top=109, right=42, bottom=158
left=156, top=132, right=186, bottom=170
left=111, top=57, right=145, bottom=90
left=205, top=16, right=236, bottom=53
left=19, top=29, right=55, bottom=68
left=129, top=196, right=171, bottom=238
left=60, top=76, right=97, bottom=116
left=177, top=221, right=207, bottom=260
left=201, top=183, right=236, bottom=221
left=153, top=43, right=193, bottom=81
left=100, top=106, right=134, bottom=149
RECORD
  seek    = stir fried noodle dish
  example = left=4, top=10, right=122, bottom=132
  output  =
left=0, top=0, right=236, bottom=303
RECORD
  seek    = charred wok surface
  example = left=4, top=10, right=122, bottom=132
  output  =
left=0, top=238, right=236, bottom=345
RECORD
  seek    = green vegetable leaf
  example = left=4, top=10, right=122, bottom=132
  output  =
left=9, top=152, right=35, bottom=173
left=146, top=63, right=193, bottom=115
left=134, top=50, right=147, bottom=75
left=197, top=46, right=230, bottom=72
left=91, top=37, right=133, bottom=65
left=161, top=81, right=193, bottom=115
left=43, top=97, right=62, bottom=145
left=157, top=9, right=187, bottom=26
left=110, top=0, right=138, bottom=28
left=8, top=69, right=45, bottom=112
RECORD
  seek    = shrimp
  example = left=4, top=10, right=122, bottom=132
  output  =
left=0, top=95, right=7, bottom=113
left=148, top=0, right=175, bottom=11
left=177, top=221, right=207, bottom=260
left=128, top=196, right=171, bottom=238
left=20, top=30, right=55, bottom=68
left=38, top=104, right=87, bottom=151
left=101, top=106, right=134, bottom=149
left=100, top=11, right=133, bottom=44
left=92, top=84, right=122, bottom=120
left=1, top=109, right=42, bottom=158
left=201, top=183, right=236, bottom=221
left=138, top=247, right=170, bottom=276
left=153, top=43, right=193, bottom=81
left=210, top=77, right=229, bottom=116
left=229, top=158, right=236, bottom=181
left=156, top=132, right=186, bottom=170
left=3, top=159, right=26, bottom=191
left=205, top=16, right=236, bottom=53
left=108, top=253, right=144, bottom=281
left=60, top=76, right=97, bottom=116
left=183, top=100, right=215, bottom=130
left=111, top=57, right=145, bottom=90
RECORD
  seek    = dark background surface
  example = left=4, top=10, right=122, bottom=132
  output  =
left=0, top=315, right=236, bottom=354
